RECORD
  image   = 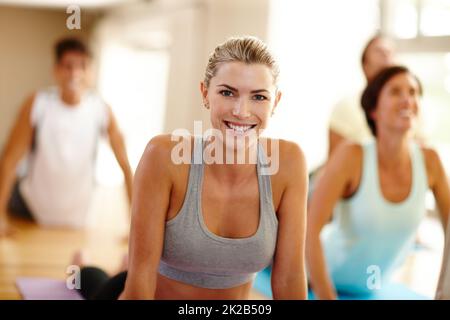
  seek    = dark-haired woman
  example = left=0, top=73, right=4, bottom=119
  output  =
left=306, top=66, right=450, bottom=299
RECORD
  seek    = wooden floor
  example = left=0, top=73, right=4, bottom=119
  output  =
left=0, top=185, right=131, bottom=299
left=0, top=218, right=128, bottom=299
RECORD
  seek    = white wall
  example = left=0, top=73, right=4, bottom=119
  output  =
left=94, top=0, right=270, bottom=136
left=266, top=0, right=380, bottom=170
left=0, top=5, right=95, bottom=150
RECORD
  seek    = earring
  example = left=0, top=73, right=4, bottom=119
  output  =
left=204, top=103, right=209, bottom=109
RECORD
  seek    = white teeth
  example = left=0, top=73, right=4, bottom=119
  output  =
left=399, top=109, right=413, bottom=118
left=226, top=121, right=254, bottom=133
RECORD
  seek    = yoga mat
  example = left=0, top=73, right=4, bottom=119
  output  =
left=16, top=277, right=84, bottom=300
left=253, top=266, right=273, bottom=298
left=253, top=267, right=431, bottom=300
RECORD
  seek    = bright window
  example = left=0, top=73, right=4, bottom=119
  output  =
left=96, top=41, right=169, bottom=186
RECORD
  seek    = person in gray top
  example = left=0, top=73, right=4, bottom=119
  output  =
left=74, top=36, right=308, bottom=300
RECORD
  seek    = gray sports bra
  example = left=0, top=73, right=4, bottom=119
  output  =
left=158, top=137, right=279, bottom=289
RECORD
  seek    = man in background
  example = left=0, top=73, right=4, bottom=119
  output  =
left=328, top=34, right=397, bottom=155
left=0, top=37, right=133, bottom=236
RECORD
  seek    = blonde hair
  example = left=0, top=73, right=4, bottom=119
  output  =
left=204, top=36, right=280, bottom=88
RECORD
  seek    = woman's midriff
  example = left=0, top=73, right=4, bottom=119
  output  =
left=154, top=273, right=253, bottom=299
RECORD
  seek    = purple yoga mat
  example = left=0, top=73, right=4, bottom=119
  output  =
left=16, top=277, right=84, bottom=300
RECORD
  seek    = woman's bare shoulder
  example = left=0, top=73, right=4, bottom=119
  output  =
left=259, top=137, right=305, bottom=158
left=278, top=139, right=306, bottom=167
left=258, top=138, right=307, bottom=182
left=139, top=134, right=194, bottom=175
left=420, top=145, right=444, bottom=185
left=331, top=141, right=363, bottom=167
left=260, top=138, right=362, bottom=177
left=421, top=146, right=441, bottom=167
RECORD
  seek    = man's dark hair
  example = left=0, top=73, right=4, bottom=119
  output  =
left=54, top=37, right=91, bottom=63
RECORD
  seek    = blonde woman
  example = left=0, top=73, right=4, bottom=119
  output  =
left=75, top=36, right=308, bottom=300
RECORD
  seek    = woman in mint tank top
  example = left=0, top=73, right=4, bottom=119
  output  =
left=307, top=66, right=450, bottom=300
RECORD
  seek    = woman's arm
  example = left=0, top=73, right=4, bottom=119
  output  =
left=424, top=148, right=450, bottom=229
left=270, top=141, right=308, bottom=299
left=306, top=143, right=361, bottom=300
left=424, top=148, right=450, bottom=299
left=119, top=135, right=174, bottom=299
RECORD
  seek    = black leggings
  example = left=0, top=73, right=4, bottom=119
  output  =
left=78, top=267, right=127, bottom=300
left=8, top=181, right=34, bottom=221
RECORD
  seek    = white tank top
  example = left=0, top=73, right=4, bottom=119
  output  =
left=20, top=87, right=109, bottom=227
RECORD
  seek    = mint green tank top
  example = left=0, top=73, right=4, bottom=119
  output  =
left=321, top=140, right=428, bottom=294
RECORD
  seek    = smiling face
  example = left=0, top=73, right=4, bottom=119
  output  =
left=372, top=72, right=420, bottom=136
left=54, top=51, right=91, bottom=97
left=201, top=61, right=281, bottom=147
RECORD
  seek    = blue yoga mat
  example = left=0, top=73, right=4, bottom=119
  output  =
left=253, top=266, right=430, bottom=300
